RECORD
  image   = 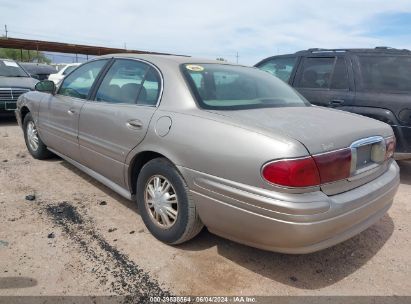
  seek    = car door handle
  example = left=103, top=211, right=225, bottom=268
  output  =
left=126, top=119, right=143, bottom=129
left=329, top=99, right=344, bottom=107
left=67, top=108, right=76, bottom=115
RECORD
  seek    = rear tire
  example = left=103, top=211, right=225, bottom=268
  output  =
left=136, top=157, right=203, bottom=244
left=23, top=112, right=52, bottom=159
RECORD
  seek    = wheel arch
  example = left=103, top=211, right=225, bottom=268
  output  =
left=20, top=106, right=31, bottom=125
left=128, top=150, right=177, bottom=195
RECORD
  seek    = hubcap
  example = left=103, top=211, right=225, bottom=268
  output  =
left=144, top=175, right=178, bottom=229
left=27, top=121, right=39, bottom=151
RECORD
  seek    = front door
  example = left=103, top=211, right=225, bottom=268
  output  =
left=293, top=56, right=354, bottom=109
left=78, top=59, right=162, bottom=188
left=39, top=60, right=109, bottom=161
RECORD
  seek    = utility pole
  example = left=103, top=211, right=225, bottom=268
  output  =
left=4, top=24, right=8, bottom=38
left=235, top=52, right=239, bottom=64
left=124, top=42, right=127, bottom=50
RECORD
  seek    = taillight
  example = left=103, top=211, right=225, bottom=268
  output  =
left=313, top=148, right=352, bottom=184
left=385, top=136, right=396, bottom=160
left=262, top=149, right=352, bottom=187
left=262, top=157, right=320, bottom=187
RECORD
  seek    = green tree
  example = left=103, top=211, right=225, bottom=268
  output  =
left=0, top=47, right=51, bottom=63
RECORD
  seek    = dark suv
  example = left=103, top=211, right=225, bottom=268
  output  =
left=255, top=47, right=411, bottom=159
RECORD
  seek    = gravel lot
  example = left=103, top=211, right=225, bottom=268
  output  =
left=0, top=117, right=410, bottom=297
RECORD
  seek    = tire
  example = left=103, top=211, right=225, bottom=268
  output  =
left=136, top=157, right=203, bottom=244
left=23, top=112, right=52, bottom=159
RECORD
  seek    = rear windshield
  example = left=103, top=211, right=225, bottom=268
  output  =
left=358, top=55, right=411, bottom=92
left=0, top=59, right=28, bottom=77
left=182, top=63, right=309, bottom=110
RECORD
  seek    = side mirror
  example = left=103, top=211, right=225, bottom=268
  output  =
left=35, top=80, right=56, bottom=94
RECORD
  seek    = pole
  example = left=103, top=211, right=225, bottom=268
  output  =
left=236, top=52, right=239, bottom=64
left=4, top=24, right=8, bottom=38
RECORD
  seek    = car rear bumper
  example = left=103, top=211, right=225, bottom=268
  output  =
left=180, top=161, right=400, bottom=254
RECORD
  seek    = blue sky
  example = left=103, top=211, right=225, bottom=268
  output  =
left=1, top=0, right=411, bottom=64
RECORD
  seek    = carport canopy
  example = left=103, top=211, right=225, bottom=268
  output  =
left=0, top=37, right=173, bottom=56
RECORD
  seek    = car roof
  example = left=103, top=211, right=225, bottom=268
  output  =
left=271, top=47, right=411, bottom=57
left=255, top=47, right=411, bottom=66
left=96, top=53, right=241, bottom=67
left=294, top=47, right=411, bottom=55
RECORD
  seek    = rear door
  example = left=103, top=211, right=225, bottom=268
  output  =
left=78, top=58, right=162, bottom=188
left=292, top=56, right=355, bottom=108
left=39, top=59, right=109, bottom=161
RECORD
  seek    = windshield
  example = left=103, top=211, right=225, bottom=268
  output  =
left=63, top=65, right=77, bottom=75
left=358, top=55, right=411, bottom=92
left=0, top=59, right=28, bottom=77
left=182, top=63, right=309, bottom=110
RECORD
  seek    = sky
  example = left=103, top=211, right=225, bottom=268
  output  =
left=1, top=0, right=411, bottom=65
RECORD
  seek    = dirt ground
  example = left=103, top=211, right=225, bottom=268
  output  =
left=0, top=117, right=410, bottom=297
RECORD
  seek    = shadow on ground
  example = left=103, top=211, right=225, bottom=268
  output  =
left=0, top=116, right=18, bottom=127
left=59, top=161, right=139, bottom=214
left=398, top=160, right=411, bottom=186
left=0, top=277, right=38, bottom=289
left=178, top=214, right=394, bottom=289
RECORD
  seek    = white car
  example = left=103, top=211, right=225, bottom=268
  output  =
left=48, top=63, right=81, bottom=84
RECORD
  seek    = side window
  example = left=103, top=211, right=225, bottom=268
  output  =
left=141, top=68, right=161, bottom=105
left=297, top=57, right=335, bottom=89
left=296, top=57, right=349, bottom=90
left=330, top=57, right=349, bottom=90
left=95, top=59, right=161, bottom=106
left=58, top=60, right=108, bottom=99
left=258, top=57, right=297, bottom=82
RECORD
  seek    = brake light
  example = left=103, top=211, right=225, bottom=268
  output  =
left=385, top=136, right=396, bottom=159
left=313, top=148, right=352, bottom=184
left=262, top=149, right=352, bottom=187
left=262, top=157, right=320, bottom=187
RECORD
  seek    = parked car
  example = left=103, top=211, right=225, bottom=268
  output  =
left=48, top=63, right=81, bottom=84
left=19, top=62, right=57, bottom=81
left=255, top=47, right=411, bottom=160
left=0, top=58, right=38, bottom=116
left=15, top=54, right=399, bottom=254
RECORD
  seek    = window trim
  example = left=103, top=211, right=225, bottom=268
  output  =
left=90, top=57, right=164, bottom=108
left=294, top=56, right=350, bottom=91
left=56, top=59, right=111, bottom=101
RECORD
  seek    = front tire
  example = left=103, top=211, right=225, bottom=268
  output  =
left=23, top=113, right=52, bottom=159
left=136, top=158, right=203, bottom=244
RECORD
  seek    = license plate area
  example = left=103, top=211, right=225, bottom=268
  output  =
left=5, top=101, right=17, bottom=111
left=350, top=136, right=385, bottom=176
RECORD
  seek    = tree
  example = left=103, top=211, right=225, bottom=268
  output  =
left=0, top=47, right=51, bottom=63
left=216, top=57, right=227, bottom=62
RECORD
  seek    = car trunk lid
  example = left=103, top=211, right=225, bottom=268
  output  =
left=209, top=106, right=394, bottom=195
